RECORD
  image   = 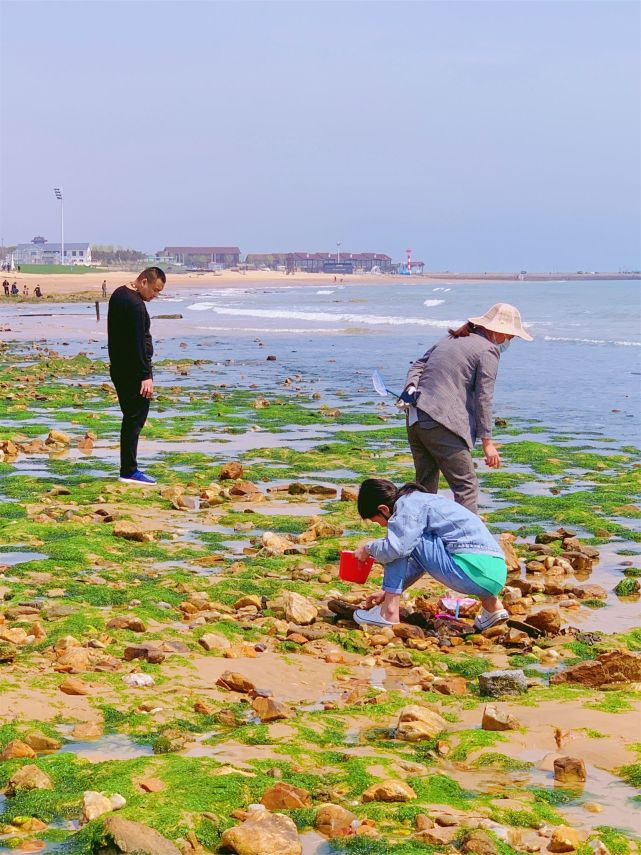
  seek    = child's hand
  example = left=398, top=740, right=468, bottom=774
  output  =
left=354, top=544, right=370, bottom=562
left=363, top=591, right=385, bottom=608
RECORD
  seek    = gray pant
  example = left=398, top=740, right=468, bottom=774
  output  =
left=407, top=421, right=478, bottom=514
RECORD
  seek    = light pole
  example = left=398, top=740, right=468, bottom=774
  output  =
left=54, top=188, right=64, bottom=266
left=336, top=241, right=342, bottom=265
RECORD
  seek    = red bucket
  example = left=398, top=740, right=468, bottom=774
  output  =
left=339, top=550, right=374, bottom=583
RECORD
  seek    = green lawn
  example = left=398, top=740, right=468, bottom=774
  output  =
left=15, top=264, right=106, bottom=274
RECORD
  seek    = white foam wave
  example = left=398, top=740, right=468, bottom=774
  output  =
left=423, top=299, right=445, bottom=307
left=544, top=335, right=641, bottom=347
left=432, top=287, right=451, bottom=292
left=316, top=290, right=334, bottom=295
left=191, top=305, right=459, bottom=328
left=196, top=326, right=347, bottom=334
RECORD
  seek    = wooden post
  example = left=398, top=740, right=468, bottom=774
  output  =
left=95, top=301, right=100, bottom=320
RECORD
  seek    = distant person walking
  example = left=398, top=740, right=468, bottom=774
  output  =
left=2, top=280, right=9, bottom=296
left=22, top=284, right=29, bottom=297
left=10, top=282, right=18, bottom=296
left=34, top=285, right=42, bottom=298
left=107, top=267, right=166, bottom=485
left=399, top=303, right=532, bottom=514
left=102, top=279, right=107, bottom=298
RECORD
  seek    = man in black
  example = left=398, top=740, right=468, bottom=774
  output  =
left=107, top=267, right=165, bottom=484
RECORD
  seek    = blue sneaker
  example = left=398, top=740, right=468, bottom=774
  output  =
left=119, top=470, right=157, bottom=485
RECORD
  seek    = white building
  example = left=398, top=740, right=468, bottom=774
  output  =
left=14, top=236, right=92, bottom=265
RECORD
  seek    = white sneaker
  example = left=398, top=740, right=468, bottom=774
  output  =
left=353, top=605, right=395, bottom=628
left=474, top=608, right=509, bottom=632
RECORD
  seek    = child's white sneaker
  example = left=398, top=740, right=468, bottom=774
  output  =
left=354, top=605, right=395, bottom=628
left=474, top=608, right=509, bottom=632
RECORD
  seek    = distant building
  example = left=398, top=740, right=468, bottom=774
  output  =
left=14, top=236, right=92, bottom=265
left=160, top=246, right=241, bottom=268
left=245, top=251, right=393, bottom=273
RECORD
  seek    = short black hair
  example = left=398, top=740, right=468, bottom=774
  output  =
left=137, top=266, right=166, bottom=285
left=357, top=478, right=428, bottom=520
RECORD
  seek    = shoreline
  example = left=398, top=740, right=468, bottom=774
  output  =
left=0, top=268, right=638, bottom=301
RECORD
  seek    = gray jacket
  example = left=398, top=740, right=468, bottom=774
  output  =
left=405, top=331, right=500, bottom=449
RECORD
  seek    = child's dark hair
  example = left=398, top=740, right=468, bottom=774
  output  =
left=357, top=478, right=428, bottom=520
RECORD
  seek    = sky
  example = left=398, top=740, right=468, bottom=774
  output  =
left=0, top=0, right=639, bottom=270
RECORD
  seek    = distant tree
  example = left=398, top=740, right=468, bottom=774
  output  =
left=91, top=245, right=147, bottom=265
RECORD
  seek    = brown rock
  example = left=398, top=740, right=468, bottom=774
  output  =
left=362, top=779, right=416, bottom=802
left=396, top=705, right=448, bottom=741
left=107, top=615, right=147, bottom=632
left=6, top=764, right=54, bottom=795
left=234, top=595, right=263, bottom=610
left=550, top=650, right=641, bottom=687
left=102, top=816, right=181, bottom=854
left=252, top=697, right=291, bottom=722
left=221, top=809, right=302, bottom=855
left=415, top=814, right=435, bottom=831
left=553, top=756, right=587, bottom=784
left=72, top=722, right=103, bottom=739
left=83, top=790, right=113, bottom=822
left=138, top=777, right=165, bottom=793
left=261, top=531, right=301, bottom=556
left=220, top=461, right=244, bottom=480
left=315, top=803, right=358, bottom=838
left=481, top=704, right=519, bottom=731
left=46, top=429, right=71, bottom=445
left=281, top=591, right=318, bottom=625
left=432, top=676, right=467, bottom=696
left=462, top=829, right=500, bottom=854
left=340, top=486, right=358, bottom=502
left=199, top=633, right=231, bottom=652
left=1, top=739, right=36, bottom=760
left=230, top=480, right=262, bottom=497
left=123, top=643, right=165, bottom=663
left=59, top=677, right=90, bottom=695
left=499, top=532, right=521, bottom=573
left=24, top=731, right=62, bottom=752
left=112, top=520, right=153, bottom=542
left=415, top=826, right=457, bottom=845
left=548, top=826, right=581, bottom=853
left=261, top=782, right=311, bottom=810
left=393, top=624, right=425, bottom=641
left=526, top=609, right=562, bottom=635
left=216, top=671, right=257, bottom=694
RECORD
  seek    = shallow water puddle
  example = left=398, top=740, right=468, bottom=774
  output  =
left=0, top=550, right=47, bottom=566
left=55, top=731, right=153, bottom=762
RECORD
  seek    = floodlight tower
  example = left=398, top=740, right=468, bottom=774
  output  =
left=54, top=188, right=64, bottom=266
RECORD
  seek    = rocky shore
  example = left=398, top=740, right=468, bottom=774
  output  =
left=0, top=341, right=639, bottom=855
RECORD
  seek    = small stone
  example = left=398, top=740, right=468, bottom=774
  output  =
left=478, top=669, right=528, bottom=697
left=415, top=826, right=457, bottom=845
left=261, top=782, right=311, bottom=810
left=199, top=633, right=231, bottom=652
left=362, top=779, right=416, bottom=802
left=548, top=826, right=581, bottom=852
left=1, top=739, right=36, bottom=760
left=102, top=816, right=181, bottom=855
left=72, top=722, right=103, bottom=739
left=59, top=677, right=90, bottom=695
left=112, top=520, right=153, bottom=542
left=220, top=462, right=244, bottom=480
left=396, top=705, right=448, bottom=741
left=82, top=790, right=114, bottom=822
left=221, top=808, right=302, bottom=855
left=462, top=828, right=500, bottom=854
left=216, top=671, right=257, bottom=694
left=553, top=756, right=587, bottom=784
left=481, top=704, right=519, bottom=731
left=252, top=697, right=291, bottom=722
left=526, top=609, right=562, bottom=635
left=281, top=591, right=318, bottom=625
left=138, top=777, right=165, bottom=793
left=107, top=615, right=147, bottom=632
left=315, top=803, right=358, bottom=838
left=6, top=765, right=53, bottom=795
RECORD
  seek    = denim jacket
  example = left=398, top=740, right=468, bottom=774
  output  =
left=367, top=490, right=503, bottom=564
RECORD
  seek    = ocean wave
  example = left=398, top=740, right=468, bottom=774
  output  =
left=432, top=287, right=451, bottom=292
left=196, top=326, right=348, bottom=334
left=191, top=306, right=460, bottom=328
left=544, top=335, right=641, bottom=347
left=316, top=290, right=334, bottom=295
left=423, top=299, right=445, bottom=307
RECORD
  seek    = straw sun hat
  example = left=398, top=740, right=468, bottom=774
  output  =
left=468, top=303, right=533, bottom=341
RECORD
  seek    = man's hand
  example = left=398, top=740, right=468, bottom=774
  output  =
left=396, top=385, right=417, bottom=410
left=482, top=438, right=501, bottom=468
left=140, top=378, right=154, bottom=399
left=354, top=544, right=371, bottom=562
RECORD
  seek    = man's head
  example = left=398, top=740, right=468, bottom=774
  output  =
left=136, top=267, right=166, bottom=301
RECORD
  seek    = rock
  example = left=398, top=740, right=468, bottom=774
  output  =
left=220, top=462, right=244, bottom=480
left=548, top=826, right=581, bottom=852
left=478, top=669, right=528, bottom=697
left=536, top=529, right=575, bottom=545
left=340, top=486, right=358, bottom=502
left=481, top=704, right=519, bottom=731
left=261, top=782, right=311, bottom=810
left=59, top=676, right=90, bottom=695
left=308, top=484, right=337, bottom=497
left=315, top=803, right=358, bottom=838
left=499, top=533, right=521, bottom=573
left=432, top=676, right=468, bottom=696
left=234, top=595, right=263, bottom=610
left=101, top=816, right=181, bottom=854
left=526, top=609, right=561, bottom=635
left=362, top=779, right=416, bottom=802
left=221, top=808, right=302, bottom=855
left=393, top=624, right=425, bottom=641
left=72, top=722, right=103, bottom=739
left=46, top=429, right=71, bottom=445
left=261, top=531, right=300, bottom=556
left=252, top=697, right=291, bottom=722
left=416, top=826, right=457, bottom=845
left=199, top=633, right=231, bottom=652
left=230, top=480, right=263, bottom=498
left=112, top=521, right=153, bottom=542
left=395, top=705, right=448, bottom=742
left=138, top=777, right=165, bottom=793
left=550, top=650, right=641, bottom=687
left=553, top=756, right=587, bottom=784
left=216, top=671, right=257, bottom=694
left=83, top=790, right=114, bottom=822
left=0, top=739, right=36, bottom=760
left=462, top=829, right=500, bottom=854
left=572, top=584, right=608, bottom=600
left=281, top=591, right=318, bottom=625
left=326, top=599, right=358, bottom=619
left=24, top=731, right=62, bottom=752
left=6, top=764, right=53, bottom=795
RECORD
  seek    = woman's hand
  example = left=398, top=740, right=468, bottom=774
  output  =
left=354, top=544, right=371, bottom=562
left=482, top=438, right=501, bottom=468
left=362, top=591, right=385, bottom=608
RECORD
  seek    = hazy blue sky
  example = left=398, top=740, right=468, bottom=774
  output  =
left=1, top=0, right=639, bottom=269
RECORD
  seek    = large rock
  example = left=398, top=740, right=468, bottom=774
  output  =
left=525, top=609, right=561, bottom=635
left=481, top=704, right=519, bottom=731
left=499, top=533, right=521, bottom=573
left=281, top=591, right=318, bottom=625
left=554, top=756, right=587, bottom=784
left=548, top=826, right=581, bottom=852
left=478, top=669, right=528, bottom=697
left=6, top=765, right=53, bottom=795
left=101, top=816, right=181, bottom=855
left=315, top=803, right=358, bottom=838
left=550, top=650, right=641, bottom=687
left=221, top=808, right=302, bottom=855
left=0, top=739, right=36, bottom=760
left=396, top=705, right=448, bottom=741
left=261, top=782, right=311, bottom=810
left=362, top=780, right=416, bottom=802
left=220, top=462, right=244, bottom=480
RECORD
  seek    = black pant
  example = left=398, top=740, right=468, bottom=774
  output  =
left=111, top=372, right=150, bottom=477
